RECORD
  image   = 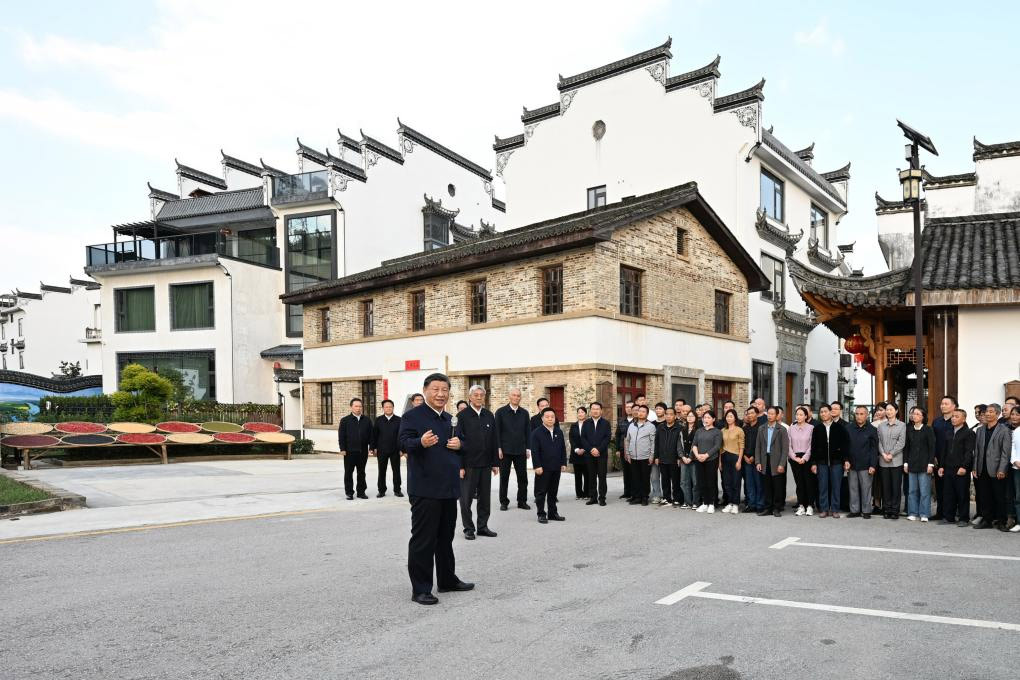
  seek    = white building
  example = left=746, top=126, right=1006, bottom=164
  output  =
left=84, top=122, right=502, bottom=429
left=0, top=279, right=102, bottom=377
left=492, top=38, right=853, bottom=415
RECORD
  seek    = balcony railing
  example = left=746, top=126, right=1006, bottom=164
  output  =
left=84, top=327, right=102, bottom=341
left=86, top=232, right=280, bottom=269
left=271, top=170, right=329, bottom=205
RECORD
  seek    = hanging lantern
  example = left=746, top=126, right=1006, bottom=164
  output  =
left=862, top=359, right=876, bottom=374
left=844, top=334, right=866, bottom=355
left=854, top=353, right=867, bottom=364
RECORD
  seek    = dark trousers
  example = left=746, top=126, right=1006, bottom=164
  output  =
left=697, top=459, right=718, bottom=506
left=460, top=467, right=491, bottom=533
left=408, top=496, right=458, bottom=595
left=377, top=450, right=401, bottom=494
left=976, top=470, right=1009, bottom=523
left=743, top=462, right=763, bottom=509
left=586, top=454, right=608, bottom=501
left=343, top=451, right=368, bottom=495
left=535, top=468, right=561, bottom=517
left=573, top=460, right=589, bottom=498
left=629, top=458, right=651, bottom=500
left=817, top=464, right=843, bottom=513
left=942, top=472, right=971, bottom=522
left=791, top=458, right=815, bottom=508
left=621, top=454, right=633, bottom=497
left=763, top=466, right=786, bottom=512
left=498, top=455, right=528, bottom=505
left=659, top=462, right=680, bottom=503
left=902, top=469, right=911, bottom=511
left=721, top=453, right=740, bottom=506
left=879, top=466, right=903, bottom=515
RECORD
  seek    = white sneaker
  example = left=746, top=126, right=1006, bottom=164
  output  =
left=696, top=504, right=707, bottom=513
left=680, top=504, right=690, bottom=509
left=729, top=504, right=738, bottom=514
left=806, top=506, right=814, bottom=516
left=796, top=505, right=805, bottom=516
left=907, top=515, right=917, bottom=521
left=920, top=517, right=928, bottom=523
left=971, top=516, right=982, bottom=525
left=1010, top=524, right=1020, bottom=532
left=707, top=504, right=715, bottom=514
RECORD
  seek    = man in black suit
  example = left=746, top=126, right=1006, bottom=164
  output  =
left=458, top=384, right=499, bottom=540
left=529, top=397, right=552, bottom=434
left=398, top=373, right=474, bottom=606
left=371, top=399, right=402, bottom=498
left=615, top=401, right=635, bottom=499
left=339, top=397, right=373, bottom=500
left=582, top=401, right=613, bottom=506
left=494, top=387, right=531, bottom=511
left=529, top=407, right=567, bottom=524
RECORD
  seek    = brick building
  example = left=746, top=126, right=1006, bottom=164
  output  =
left=282, top=182, right=768, bottom=452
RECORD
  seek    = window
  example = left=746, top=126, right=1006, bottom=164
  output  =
left=467, top=375, right=491, bottom=410
left=810, top=204, right=828, bottom=249
left=170, top=282, right=214, bottom=330
left=676, top=227, right=688, bottom=256
left=320, top=383, right=333, bottom=425
left=752, top=361, right=774, bottom=406
left=470, top=280, right=487, bottom=324
left=424, top=213, right=450, bottom=251
left=18, top=352, right=24, bottom=369
left=286, top=212, right=336, bottom=336
left=620, top=266, right=642, bottom=317
left=361, top=380, right=377, bottom=419
left=1, top=354, right=5, bottom=370
left=714, top=290, right=731, bottom=334
left=117, top=350, right=216, bottom=400
left=760, top=169, right=784, bottom=222
left=361, top=300, right=374, bottom=337
left=320, top=307, right=330, bottom=342
left=587, top=185, right=607, bottom=210
left=411, top=291, right=425, bottom=331
left=115, top=287, right=155, bottom=333
left=616, top=372, right=645, bottom=422
left=0, top=321, right=5, bottom=339
left=760, top=253, right=786, bottom=303
left=541, top=266, right=563, bottom=315
left=17, top=318, right=23, bottom=336
left=712, top=381, right=733, bottom=417
left=810, top=371, right=829, bottom=412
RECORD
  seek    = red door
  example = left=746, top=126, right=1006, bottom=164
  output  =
left=712, top=381, right=732, bottom=417
left=548, top=386, right=565, bottom=422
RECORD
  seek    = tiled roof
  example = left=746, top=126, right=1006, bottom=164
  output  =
left=281, top=181, right=768, bottom=304
left=260, top=159, right=287, bottom=178
left=493, top=133, right=525, bottom=152
left=558, top=37, right=672, bottom=91
left=713, top=78, right=765, bottom=113
left=221, top=151, right=262, bottom=177
left=973, top=136, right=1020, bottom=161
left=793, top=143, right=815, bottom=163
left=664, top=55, right=721, bottom=92
left=761, top=130, right=845, bottom=206
left=260, top=344, right=303, bottom=359
left=821, top=162, right=851, bottom=183
left=325, top=150, right=368, bottom=181
left=789, top=258, right=910, bottom=308
left=874, top=192, right=926, bottom=215
left=492, top=197, right=506, bottom=213
left=337, top=130, right=361, bottom=153
left=422, top=194, right=459, bottom=219
left=69, top=277, right=100, bottom=290
left=360, top=131, right=404, bottom=165
left=156, top=187, right=265, bottom=220
left=15, top=289, right=43, bottom=300
left=296, top=139, right=329, bottom=166
left=521, top=102, right=560, bottom=124
left=398, top=119, right=493, bottom=181
left=147, top=183, right=179, bottom=201
left=175, top=160, right=227, bottom=190
left=922, top=170, right=976, bottom=189
left=40, top=283, right=72, bottom=294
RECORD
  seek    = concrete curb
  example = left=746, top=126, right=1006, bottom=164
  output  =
left=0, top=468, right=86, bottom=517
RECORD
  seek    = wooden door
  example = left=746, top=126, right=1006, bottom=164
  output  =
left=785, top=373, right=795, bottom=423
left=712, top=381, right=732, bottom=417
left=548, top=386, right=564, bottom=422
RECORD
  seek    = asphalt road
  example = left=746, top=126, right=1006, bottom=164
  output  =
left=2, top=481, right=1018, bottom=680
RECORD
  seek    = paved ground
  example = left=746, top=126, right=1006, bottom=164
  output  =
left=2, top=462, right=1018, bottom=680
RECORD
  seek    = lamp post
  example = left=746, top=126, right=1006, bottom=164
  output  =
left=896, top=120, right=937, bottom=410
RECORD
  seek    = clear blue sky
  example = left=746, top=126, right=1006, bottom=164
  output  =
left=2, top=1, right=1018, bottom=287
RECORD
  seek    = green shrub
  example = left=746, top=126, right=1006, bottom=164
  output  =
left=36, top=395, right=114, bottom=423
left=110, top=364, right=174, bottom=423
left=292, top=438, right=314, bottom=455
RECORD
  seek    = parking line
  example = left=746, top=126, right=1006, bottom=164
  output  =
left=769, top=536, right=1020, bottom=562
left=655, top=581, right=1020, bottom=632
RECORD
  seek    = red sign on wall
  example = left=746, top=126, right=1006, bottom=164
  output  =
left=382, top=379, right=389, bottom=400
left=404, top=360, right=421, bottom=371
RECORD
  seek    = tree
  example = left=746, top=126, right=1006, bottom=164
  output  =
left=110, top=363, right=174, bottom=423
left=57, top=361, right=82, bottom=378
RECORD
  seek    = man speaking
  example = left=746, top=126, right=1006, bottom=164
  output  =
left=398, top=373, right=475, bottom=605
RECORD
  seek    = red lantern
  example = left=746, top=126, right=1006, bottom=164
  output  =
left=853, top=353, right=867, bottom=364
left=844, top=334, right=866, bottom=355
left=862, top=359, right=876, bottom=374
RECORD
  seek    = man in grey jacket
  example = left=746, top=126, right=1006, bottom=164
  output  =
left=973, top=404, right=1012, bottom=530
left=624, top=405, right=656, bottom=506
left=876, top=403, right=906, bottom=520
left=755, top=406, right=790, bottom=516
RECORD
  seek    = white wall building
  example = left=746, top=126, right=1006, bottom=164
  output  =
left=0, top=279, right=102, bottom=377
left=492, top=38, right=853, bottom=414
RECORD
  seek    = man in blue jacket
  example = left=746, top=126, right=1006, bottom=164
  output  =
left=529, top=407, right=567, bottom=524
left=398, top=373, right=474, bottom=605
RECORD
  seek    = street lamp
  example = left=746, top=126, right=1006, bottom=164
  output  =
left=896, top=119, right=937, bottom=410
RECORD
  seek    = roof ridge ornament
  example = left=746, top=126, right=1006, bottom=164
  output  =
left=755, top=207, right=803, bottom=253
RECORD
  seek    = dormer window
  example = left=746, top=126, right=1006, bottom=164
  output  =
left=424, top=213, right=450, bottom=250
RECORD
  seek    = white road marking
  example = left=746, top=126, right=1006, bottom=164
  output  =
left=769, top=536, right=1020, bottom=562
left=655, top=582, right=1020, bottom=632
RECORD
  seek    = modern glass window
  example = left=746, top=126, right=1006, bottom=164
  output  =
left=411, top=291, right=425, bottom=331
left=810, top=204, right=828, bottom=249
left=361, top=380, right=377, bottom=419
left=361, top=300, right=374, bottom=337
left=542, top=266, right=563, bottom=315
left=114, top=287, right=155, bottom=333
left=587, top=185, right=607, bottom=210
left=620, top=266, right=642, bottom=317
left=117, top=351, right=216, bottom=400
left=286, top=212, right=335, bottom=336
left=810, top=371, right=829, bottom=412
left=676, top=227, right=688, bottom=256
left=760, top=253, right=786, bottom=303
left=424, top=214, right=450, bottom=251
left=752, top=361, right=774, bottom=406
left=170, top=282, right=214, bottom=330
left=760, top=169, right=784, bottom=222
left=320, top=383, right=333, bottom=425
left=319, top=307, right=330, bottom=343
left=470, top=280, right=487, bottom=324
left=714, top=290, right=731, bottom=334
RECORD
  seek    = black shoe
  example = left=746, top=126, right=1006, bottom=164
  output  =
left=346, top=494, right=354, bottom=500
left=412, top=592, right=439, bottom=605
left=847, top=512, right=861, bottom=518
left=641, top=499, right=649, bottom=506
left=576, top=495, right=586, bottom=500
left=619, top=494, right=630, bottom=500
left=538, top=516, right=548, bottom=524
left=586, top=499, right=598, bottom=505
left=741, top=505, right=755, bottom=513
left=599, top=500, right=606, bottom=506
left=357, top=493, right=369, bottom=499
left=628, top=498, right=640, bottom=505
left=377, top=492, right=386, bottom=498
left=890, top=514, right=899, bottom=520
left=549, top=514, right=565, bottom=521
left=499, top=503, right=509, bottom=511
left=395, top=491, right=404, bottom=497
left=477, top=528, right=497, bottom=537
left=518, top=502, right=531, bottom=510
left=931, top=514, right=944, bottom=521
left=773, top=510, right=782, bottom=517
left=862, top=513, right=871, bottom=519
left=438, top=581, right=474, bottom=593
left=957, top=520, right=969, bottom=527
left=756, top=509, right=770, bottom=516
left=938, top=519, right=953, bottom=525
left=464, top=531, right=476, bottom=540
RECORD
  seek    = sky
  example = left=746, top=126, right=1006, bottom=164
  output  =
left=2, top=0, right=1019, bottom=289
